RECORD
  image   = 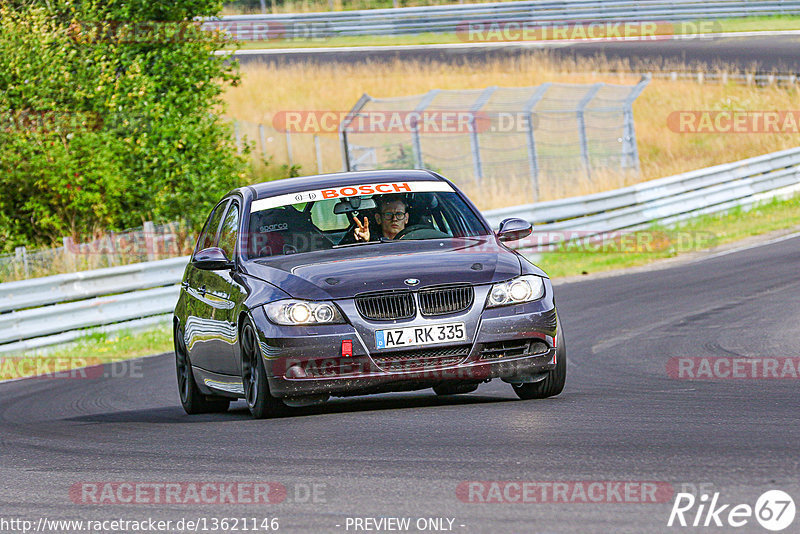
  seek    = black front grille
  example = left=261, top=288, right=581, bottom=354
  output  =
left=419, top=285, right=474, bottom=316
left=480, top=339, right=549, bottom=360
left=355, top=290, right=416, bottom=321
left=372, top=345, right=471, bottom=372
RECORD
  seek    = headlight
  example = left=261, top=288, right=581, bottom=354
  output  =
left=486, top=275, right=545, bottom=308
left=265, top=300, right=345, bottom=325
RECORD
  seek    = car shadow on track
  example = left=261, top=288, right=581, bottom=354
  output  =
left=64, top=393, right=518, bottom=424
left=244, top=392, right=518, bottom=419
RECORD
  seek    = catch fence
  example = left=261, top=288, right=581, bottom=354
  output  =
left=340, top=78, right=649, bottom=201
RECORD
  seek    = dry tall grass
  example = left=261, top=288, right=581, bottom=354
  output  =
left=223, top=54, right=800, bottom=210
left=223, top=0, right=512, bottom=15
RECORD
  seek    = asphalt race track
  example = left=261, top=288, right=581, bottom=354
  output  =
left=234, top=34, right=800, bottom=72
left=1, top=233, right=799, bottom=533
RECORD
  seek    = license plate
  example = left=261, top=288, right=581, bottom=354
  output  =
left=375, top=322, right=466, bottom=349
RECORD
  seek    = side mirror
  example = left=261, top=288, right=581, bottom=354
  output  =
left=193, top=247, right=234, bottom=270
left=497, top=218, right=533, bottom=242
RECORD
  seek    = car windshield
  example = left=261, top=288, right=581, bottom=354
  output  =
left=243, top=182, right=488, bottom=260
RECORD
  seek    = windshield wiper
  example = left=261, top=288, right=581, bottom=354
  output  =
left=332, top=240, right=384, bottom=249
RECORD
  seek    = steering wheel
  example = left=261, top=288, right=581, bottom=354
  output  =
left=395, top=224, right=451, bottom=240
left=393, top=224, right=424, bottom=240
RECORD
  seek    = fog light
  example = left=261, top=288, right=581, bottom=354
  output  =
left=285, top=364, right=307, bottom=379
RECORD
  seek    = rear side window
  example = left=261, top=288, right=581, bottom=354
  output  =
left=217, top=203, right=240, bottom=259
left=194, top=201, right=228, bottom=255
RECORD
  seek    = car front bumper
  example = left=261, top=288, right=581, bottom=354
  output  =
left=252, top=295, right=559, bottom=400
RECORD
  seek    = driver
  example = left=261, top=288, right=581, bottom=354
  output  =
left=354, top=194, right=409, bottom=242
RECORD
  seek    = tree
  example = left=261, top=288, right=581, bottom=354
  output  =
left=0, top=0, right=247, bottom=251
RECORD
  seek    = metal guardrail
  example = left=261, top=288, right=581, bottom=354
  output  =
left=0, top=286, right=180, bottom=346
left=1, top=147, right=799, bottom=353
left=0, top=256, right=188, bottom=313
left=208, top=0, right=800, bottom=38
left=482, top=147, right=800, bottom=237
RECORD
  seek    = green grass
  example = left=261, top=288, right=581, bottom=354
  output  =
left=3, top=193, right=799, bottom=372
left=0, top=323, right=173, bottom=381
left=532, top=193, right=800, bottom=278
left=227, top=15, right=800, bottom=50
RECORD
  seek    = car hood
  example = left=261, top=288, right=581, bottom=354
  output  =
left=242, top=236, right=527, bottom=300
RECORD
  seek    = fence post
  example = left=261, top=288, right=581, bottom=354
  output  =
left=143, top=221, right=156, bottom=261
left=258, top=124, right=267, bottom=158
left=15, top=246, right=29, bottom=278
left=339, top=129, right=350, bottom=171
left=469, top=86, right=498, bottom=185
left=314, top=135, right=324, bottom=174
left=62, top=236, right=75, bottom=272
left=468, top=129, right=483, bottom=184
left=577, top=83, right=603, bottom=182
left=108, top=231, right=117, bottom=266
left=285, top=131, right=294, bottom=165
left=522, top=83, right=551, bottom=202
left=411, top=129, right=423, bottom=168
left=410, top=89, right=440, bottom=169
left=339, top=93, right=372, bottom=172
left=622, top=76, right=650, bottom=174
left=233, top=120, right=242, bottom=154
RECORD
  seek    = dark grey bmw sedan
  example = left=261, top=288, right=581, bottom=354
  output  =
left=174, top=170, right=565, bottom=418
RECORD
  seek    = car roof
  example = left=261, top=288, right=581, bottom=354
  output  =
left=245, top=169, right=444, bottom=200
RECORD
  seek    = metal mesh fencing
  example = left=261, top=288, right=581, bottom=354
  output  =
left=0, top=221, right=195, bottom=282
left=340, top=77, right=649, bottom=202
left=231, top=118, right=342, bottom=174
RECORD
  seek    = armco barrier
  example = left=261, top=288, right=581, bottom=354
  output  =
left=207, top=0, right=800, bottom=38
left=482, top=147, right=800, bottom=241
left=0, top=256, right=189, bottom=313
left=1, top=147, right=799, bottom=353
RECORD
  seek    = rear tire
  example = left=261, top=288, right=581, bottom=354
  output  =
left=241, top=319, right=285, bottom=419
left=513, top=318, right=567, bottom=400
left=175, top=325, right=230, bottom=414
left=433, top=383, right=479, bottom=396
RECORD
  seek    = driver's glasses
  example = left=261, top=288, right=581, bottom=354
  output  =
left=381, top=211, right=406, bottom=221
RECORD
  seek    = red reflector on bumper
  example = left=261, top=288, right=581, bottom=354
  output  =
left=342, top=339, right=353, bottom=358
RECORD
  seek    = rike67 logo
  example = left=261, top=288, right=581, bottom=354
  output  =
left=668, top=490, right=795, bottom=531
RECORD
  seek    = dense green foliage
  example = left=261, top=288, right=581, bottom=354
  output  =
left=0, top=1, right=247, bottom=251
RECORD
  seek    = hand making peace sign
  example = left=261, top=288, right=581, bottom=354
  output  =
left=353, top=216, right=370, bottom=242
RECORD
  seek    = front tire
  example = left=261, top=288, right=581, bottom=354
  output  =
left=241, top=319, right=285, bottom=419
left=175, top=325, right=230, bottom=414
left=513, top=318, right=567, bottom=400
